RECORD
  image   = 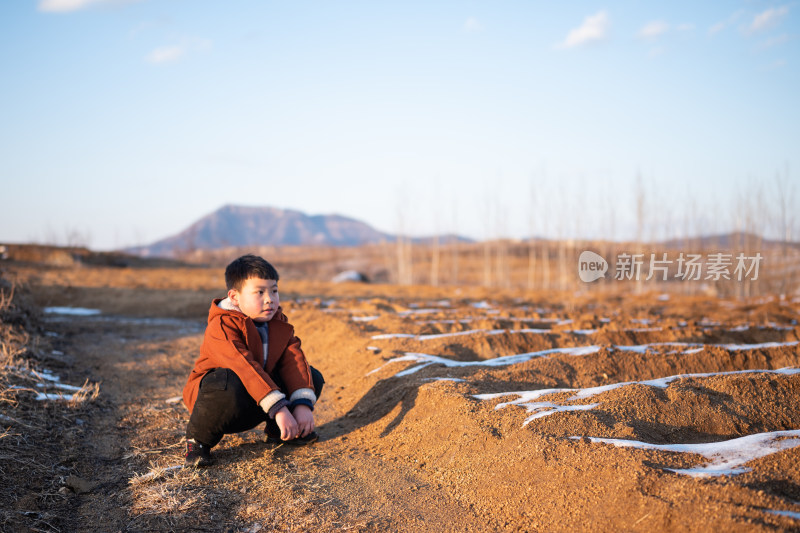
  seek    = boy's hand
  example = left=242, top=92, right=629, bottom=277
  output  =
left=274, top=407, right=298, bottom=441
left=292, top=405, right=315, bottom=437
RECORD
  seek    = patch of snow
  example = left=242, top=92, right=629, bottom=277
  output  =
left=657, top=294, right=670, bottom=301
left=568, top=346, right=605, bottom=356
left=417, top=319, right=476, bottom=325
left=43, top=306, right=101, bottom=316
left=352, top=316, right=379, bottom=322
left=372, top=328, right=546, bottom=341
left=11, top=367, right=92, bottom=399
left=474, top=389, right=598, bottom=423
left=727, top=325, right=750, bottom=332
left=417, top=329, right=505, bottom=341
left=722, top=341, right=799, bottom=351
left=28, top=368, right=62, bottom=382
left=521, top=403, right=600, bottom=424
left=370, top=333, right=417, bottom=340
left=371, top=345, right=602, bottom=377
left=423, top=377, right=465, bottom=383
left=612, top=341, right=797, bottom=354
left=613, top=344, right=653, bottom=354
left=371, top=326, right=610, bottom=342
left=132, top=464, right=183, bottom=484
left=765, top=509, right=800, bottom=521
left=397, top=309, right=438, bottom=317
left=683, top=347, right=705, bottom=354
left=332, top=270, right=368, bottom=283
left=45, top=331, right=59, bottom=337
left=366, top=346, right=381, bottom=352
left=574, top=430, right=800, bottom=477
left=165, top=396, right=183, bottom=404
left=474, top=388, right=575, bottom=403
left=761, top=323, right=794, bottom=331
left=37, top=382, right=82, bottom=392
left=568, top=367, right=800, bottom=401
left=476, top=367, right=800, bottom=426
left=625, top=327, right=663, bottom=332
left=472, top=301, right=493, bottom=309
left=35, top=392, right=75, bottom=401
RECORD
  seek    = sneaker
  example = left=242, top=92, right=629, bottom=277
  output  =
left=265, top=431, right=319, bottom=446
left=289, top=431, right=319, bottom=446
left=185, top=439, right=214, bottom=467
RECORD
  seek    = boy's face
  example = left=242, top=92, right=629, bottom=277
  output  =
left=229, top=277, right=280, bottom=322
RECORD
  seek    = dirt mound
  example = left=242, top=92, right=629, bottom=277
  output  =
left=3, top=261, right=800, bottom=531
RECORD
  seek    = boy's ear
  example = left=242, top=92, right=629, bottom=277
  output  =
left=227, top=288, right=240, bottom=305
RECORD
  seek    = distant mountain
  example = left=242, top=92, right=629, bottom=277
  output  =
left=658, top=231, right=799, bottom=250
left=125, top=205, right=471, bottom=258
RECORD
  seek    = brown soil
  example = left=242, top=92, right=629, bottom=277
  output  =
left=2, top=260, right=800, bottom=532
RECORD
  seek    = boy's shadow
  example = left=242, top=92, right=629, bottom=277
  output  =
left=318, top=375, right=421, bottom=439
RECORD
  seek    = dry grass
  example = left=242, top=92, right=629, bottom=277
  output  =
left=0, top=271, right=103, bottom=532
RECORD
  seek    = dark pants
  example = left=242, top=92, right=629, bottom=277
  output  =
left=187, top=366, right=324, bottom=447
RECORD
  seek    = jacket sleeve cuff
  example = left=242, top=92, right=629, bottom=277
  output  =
left=267, top=399, right=290, bottom=419
left=289, top=388, right=317, bottom=405
left=290, top=398, right=314, bottom=411
left=259, top=390, right=286, bottom=417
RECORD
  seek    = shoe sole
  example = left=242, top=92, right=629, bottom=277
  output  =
left=266, top=433, right=319, bottom=446
left=185, top=457, right=214, bottom=468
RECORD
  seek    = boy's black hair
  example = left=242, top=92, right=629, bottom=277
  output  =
left=225, top=254, right=279, bottom=291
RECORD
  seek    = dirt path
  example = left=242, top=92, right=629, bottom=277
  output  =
left=42, top=307, right=496, bottom=532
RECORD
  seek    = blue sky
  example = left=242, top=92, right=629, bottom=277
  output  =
left=1, top=1, right=798, bottom=249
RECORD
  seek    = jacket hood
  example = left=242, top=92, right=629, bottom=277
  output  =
left=211, top=298, right=287, bottom=322
left=217, top=297, right=241, bottom=313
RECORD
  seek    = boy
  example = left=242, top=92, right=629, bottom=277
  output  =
left=182, top=254, right=324, bottom=467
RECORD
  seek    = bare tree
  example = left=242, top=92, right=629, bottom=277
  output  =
left=774, top=166, right=796, bottom=295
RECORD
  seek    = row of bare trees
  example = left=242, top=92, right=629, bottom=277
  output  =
left=391, top=171, right=799, bottom=298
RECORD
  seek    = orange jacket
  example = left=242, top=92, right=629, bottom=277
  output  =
left=182, top=298, right=314, bottom=413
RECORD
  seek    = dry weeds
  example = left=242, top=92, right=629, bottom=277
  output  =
left=0, top=270, right=103, bottom=532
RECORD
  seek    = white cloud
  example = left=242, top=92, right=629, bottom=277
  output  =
left=463, top=17, right=483, bottom=33
left=637, top=20, right=669, bottom=40
left=757, top=33, right=790, bottom=50
left=708, top=10, right=743, bottom=36
left=557, top=11, right=610, bottom=49
left=146, top=45, right=185, bottom=64
left=38, top=0, right=139, bottom=13
left=145, top=38, right=212, bottom=65
left=764, top=58, right=787, bottom=70
left=708, top=21, right=726, bottom=35
left=749, top=6, right=789, bottom=33
left=676, top=23, right=695, bottom=33
left=38, top=0, right=102, bottom=12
